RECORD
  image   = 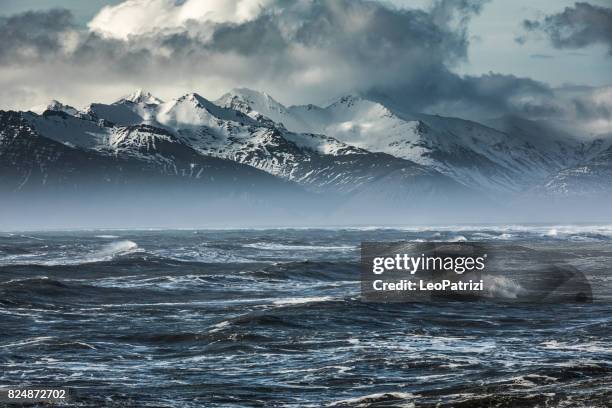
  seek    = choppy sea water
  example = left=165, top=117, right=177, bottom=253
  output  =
left=0, top=226, right=611, bottom=407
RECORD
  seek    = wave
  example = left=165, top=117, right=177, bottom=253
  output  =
left=328, top=392, right=415, bottom=407
left=44, top=240, right=140, bottom=265
left=482, top=275, right=526, bottom=299
left=156, top=249, right=253, bottom=264
left=272, top=296, right=336, bottom=306
left=0, top=240, right=141, bottom=267
left=540, top=340, right=608, bottom=353
left=244, top=242, right=356, bottom=251
left=0, top=336, right=54, bottom=349
left=97, top=240, right=139, bottom=257
left=0, top=336, right=97, bottom=351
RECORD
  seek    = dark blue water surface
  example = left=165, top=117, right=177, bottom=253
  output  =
left=0, top=227, right=610, bottom=407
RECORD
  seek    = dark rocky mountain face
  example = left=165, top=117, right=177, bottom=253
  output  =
left=0, top=111, right=131, bottom=192
left=0, top=111, right=299, bottom=196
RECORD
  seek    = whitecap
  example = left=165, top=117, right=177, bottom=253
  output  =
left=272, top=296, right=335, bottom=306
left=39, top=240, right=140, bottom=266
left=97, top=240, right=139, bottom=257
left=540, top=340, right=608, bottom=352
left=208, top=321, right=230, bottom=333
left=483, top=275, right=526, bottom=299
left=328, top=392, right=415, bottom=407
left=244, top=242, right=356, bottom=251
left=0, top=336, right=54, bottom=349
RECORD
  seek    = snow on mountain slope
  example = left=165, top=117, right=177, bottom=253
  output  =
left=157, top=93, right=253, bottom=128
left=98, top=91, right=466, bottom=197
left=24, top=110, right=112, bottom=149
left=106, top=124, right=183, bottom=165
left=216, top=88, right=312, bottom=131
left=152, top=92, right=453, bottom=194
left=536, top=144, right=612, bottom=196
left=485, top=115, right=611, bottom=167
left=118, top=89, right=163, bottom=105
left=84, top=90, right=164, bottom=126
left=86, top=102, right=146, bottom=125
left=234, top=89, right=611, bottom=193
left=171, top=120, right=374, bottom=191
left=0, top=110, right=300, bottom=196
left=0, top=110, right=138, bottom=191
left=16, top=92, right=417, bottom=196
left=30, top=100, right=79, bottom=116
left=217, top=92, right=517, bottom=191
left=220, top=90, right=605, bottom=193
left=302, top=95, right=431, bottom=162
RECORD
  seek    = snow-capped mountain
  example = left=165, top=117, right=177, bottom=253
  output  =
left=216, top=88, right=312, bottom=131
left=219, top=89, right=610, bottom=194
left=117, top=89, right=164, bottom=105
left=30, top=100, right=79, bottom=116
left=49, top=90, right=462, bottom=197
left=0, top=110, right=297, bottom=196
left=2, top=87, right=611, bottom=215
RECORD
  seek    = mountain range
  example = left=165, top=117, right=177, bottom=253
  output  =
left=1, top=88, right=611, bottom=226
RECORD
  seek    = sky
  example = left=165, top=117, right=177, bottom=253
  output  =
left=0, top=0, right=611, bottom=133
left=390, top=0, right=612, bottom=87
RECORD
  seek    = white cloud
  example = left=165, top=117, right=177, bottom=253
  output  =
left=88, top=0, right=272, bottom=39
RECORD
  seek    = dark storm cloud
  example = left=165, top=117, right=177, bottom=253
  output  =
left=522, top=2, right=612, bottom=55
left=0, top=9, right=76, bottom=63
left=369, top=69, right=557, bottom=120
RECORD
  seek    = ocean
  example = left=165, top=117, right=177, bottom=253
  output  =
left=0, top=227, right=610, bottom=407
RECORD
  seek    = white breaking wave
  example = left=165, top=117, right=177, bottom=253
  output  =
left=97, top=240, right=139, bottom=257
left=0, top=240, right=141, bottom=266
left=328, top=392, right=415, bottom=407
left=244, top=242, right=356, bottom=251
left=53, top=240, right=141, bottom=265
left=483, top=275, right=526, bottom=299
left=272, top=296, right=336, bottom=306
left=540, top=340, right=608, bottom=353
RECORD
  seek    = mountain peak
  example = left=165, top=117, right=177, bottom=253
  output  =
left=32, top=100, right=78, bottom=116
left=117, top=89, right=163, bottom=105
left=216, top=88, right=285, bottom=111
left=231, top=88, right=275, bottom=101
left=327, top=94, right=366, bottom=109
left=176, top=92, right=209, bottom=104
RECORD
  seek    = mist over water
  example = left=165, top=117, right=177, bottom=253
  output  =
left=0, top=227, right=610, bottom=407
left=2, top=188, right=612, bottom=231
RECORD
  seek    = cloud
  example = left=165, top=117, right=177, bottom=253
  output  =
left=0, top=0, right=488, bottom=108
left=0, top=0, right=609, bottom=133
left=521, top=2, right=612, bottom=55
left=0, top=9, right=79, bottom=63
left=88, top=0, right=274, bottom=39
